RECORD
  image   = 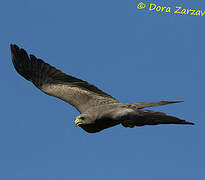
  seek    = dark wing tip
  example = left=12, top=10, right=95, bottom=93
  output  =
left=160, top=100, right=184, bottom=104
left=10, top=44, right=20, bottom=55
left=186, top=121, right=195, bottom=125
left=11, top=44, right=42, bottom=84
left=174, top=100, right=184, bottom=103
left=10, top=44, right=18, bottom=59
left=173, top=100, right=184, bottom=103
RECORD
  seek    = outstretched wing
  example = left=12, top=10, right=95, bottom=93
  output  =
left=121, top=109, right=194, bottom=127
left=98, top=105, right=194, bottom=129
left=11, top=44, right=119, bottom=113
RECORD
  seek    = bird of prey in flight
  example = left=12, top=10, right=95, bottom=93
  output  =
left=11, top=44, right=194, bottom=133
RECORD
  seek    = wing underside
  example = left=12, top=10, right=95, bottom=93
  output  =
left=11, top=44, right=118, bottom=113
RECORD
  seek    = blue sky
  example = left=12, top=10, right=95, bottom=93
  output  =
left=0, top=0, right=204, bottom=179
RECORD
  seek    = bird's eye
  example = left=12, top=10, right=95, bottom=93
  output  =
left=81, top=117, right=85, bottom=120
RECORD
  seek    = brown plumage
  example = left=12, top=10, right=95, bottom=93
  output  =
left=11, top=44, right=194, bottom=133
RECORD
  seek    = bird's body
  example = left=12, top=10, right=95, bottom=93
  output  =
left=11, top=44, right=194, bottom=133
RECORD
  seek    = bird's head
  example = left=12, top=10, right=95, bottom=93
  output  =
left=75, top=114, right=94, bottom=127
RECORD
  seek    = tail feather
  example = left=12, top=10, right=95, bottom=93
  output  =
left=125, top=100, right=184, bottom=109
